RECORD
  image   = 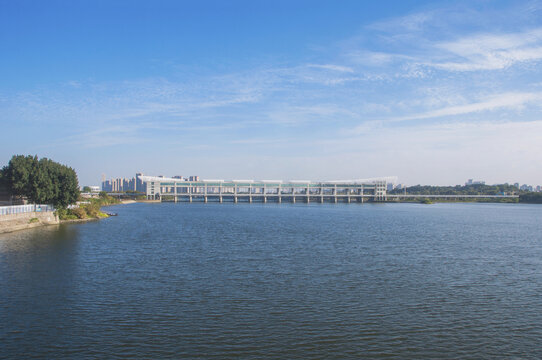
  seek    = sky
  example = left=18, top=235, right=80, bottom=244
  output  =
left=1, top=0, right=542, bottom=186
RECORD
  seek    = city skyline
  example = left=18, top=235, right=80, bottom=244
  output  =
left=2, top=1, right=542, bottom=186
left=94, top=171, right=542, bottom=193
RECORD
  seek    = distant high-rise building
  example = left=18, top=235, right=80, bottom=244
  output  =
left=466, top=179, right=485, bottom=186
left=102, top=180, right=112, bottom=192
left=136, top=173, right=146, bottom=193
left=103, top=173, right=199, bottom=193
left=112, top=178, right=122, bottom=192
left=102, top=176, right=138, bottom=192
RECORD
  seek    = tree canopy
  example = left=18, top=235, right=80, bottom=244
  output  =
left=519, top=192, right=542, bottom=204
left=0, top=155, right=80, bottom=208
left=388, top=183, right=520, bottom=196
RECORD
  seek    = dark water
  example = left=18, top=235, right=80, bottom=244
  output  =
left=1, top=203, right=542, bottom=359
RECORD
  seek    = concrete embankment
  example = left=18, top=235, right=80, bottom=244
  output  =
left=0, top=211, right=59, bottom=234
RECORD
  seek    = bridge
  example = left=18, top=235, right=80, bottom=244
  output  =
left=138, top=176, right=518, bottom=204
left=140, top=176, right=388, bottom=203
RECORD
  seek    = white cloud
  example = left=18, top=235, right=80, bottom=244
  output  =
left=306, top=64, right=354, bottom=73
left=391, top=92, right=542, bottom=122
left=432, top=28, right=542, bottom=71
left=368, top=11, right=435, bottom=33
left=314, top=119, right=542, bottom=185
left=4, top=1, right=542, bottom=186
left=266, top=104, right=357, bottom=125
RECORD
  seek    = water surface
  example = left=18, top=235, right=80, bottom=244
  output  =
left=1, top=203, right=542, bottom=359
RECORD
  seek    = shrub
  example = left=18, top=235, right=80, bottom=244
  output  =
left=55, top=208, right=67, bottom=218
left=85, top=202, right=101, bottom=217
left=71, top=207, right=87, bottom=219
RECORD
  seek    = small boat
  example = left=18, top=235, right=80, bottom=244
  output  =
left=105, top=212, right=118, bottom=216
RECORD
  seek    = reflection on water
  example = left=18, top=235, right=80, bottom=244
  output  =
left=1, top=225, right=81, bottom=354
left=1, top=203, right=542, bottom=359
left=1, top=224, right=61, bottom=252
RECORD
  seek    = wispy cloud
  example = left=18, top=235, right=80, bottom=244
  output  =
left=306, top=64, right=354, bottom=73
left=344, top=3, right=542, bottom=75
left=3, top=1, right=542, bottom=185
left=390, top=91, right=542, bottom=122
left=431, top=28, right=542, bottom=71
left=368, top=10, right=435, bottom=33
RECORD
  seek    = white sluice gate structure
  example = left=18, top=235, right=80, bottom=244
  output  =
left=140, top=176, right=389, bottom=203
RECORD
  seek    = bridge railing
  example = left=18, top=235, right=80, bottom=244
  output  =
left=0, top=204, right=55, bottom=216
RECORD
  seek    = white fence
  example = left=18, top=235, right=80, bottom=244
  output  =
left=0, top=204, right=55, bottom=216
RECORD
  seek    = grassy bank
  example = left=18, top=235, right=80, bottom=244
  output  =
left=56, top=194, right=121, bottom=221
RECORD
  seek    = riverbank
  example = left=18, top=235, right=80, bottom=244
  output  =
left=0, top=198, right=143, bottom=233
left=0, top=211, right=59, bottom=234
left=60, top=217, right=101, bottom=224
left=57, top=194, right=122, bottom=222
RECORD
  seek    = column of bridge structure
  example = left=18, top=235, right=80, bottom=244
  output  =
left=139, top=176, right=389, bottom=204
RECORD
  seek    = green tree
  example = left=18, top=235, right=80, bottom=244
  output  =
left=519, top=193, right=542, bottom=203
left=0, top=167, right=5, bottom=190
left=82, top=186, right=92, bottom=193
left=2, top=155, right=35, bottom=198
left=2, top=155, right=80, bottom=208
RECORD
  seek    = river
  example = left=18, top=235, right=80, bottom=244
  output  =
left=1, top=202, right=542, bottom=359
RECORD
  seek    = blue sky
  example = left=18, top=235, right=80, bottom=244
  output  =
left=1, top=0, right=542, bottom=186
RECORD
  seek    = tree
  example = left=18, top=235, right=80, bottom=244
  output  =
left=1, top=155, right=80, bottom=208
left=82, top=186, right=92, bottom=193
left=2, top=155, right=35, bottom=198
left=519, top=193, right=542, bottom=203
left=0, top=167, right=5, bottom=190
